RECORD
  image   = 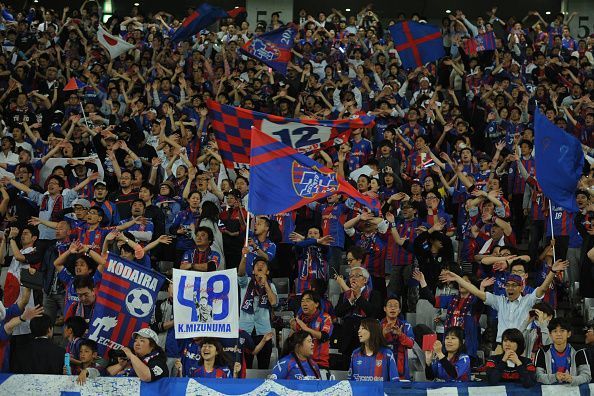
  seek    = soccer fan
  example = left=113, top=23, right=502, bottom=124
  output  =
left=349, top=318, right=399, bottom=381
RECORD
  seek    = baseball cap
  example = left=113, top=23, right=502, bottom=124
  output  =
left=94, top=181, right=107, bottom=188
left=506, top=274, right=524, bottom=286
left=72, top=198, right=91, bottom=209
left=148, top=108, right=157, bottom=115
left=132, top=328, right=159, bottom=344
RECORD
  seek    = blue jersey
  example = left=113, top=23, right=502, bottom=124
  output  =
left=179, top=339, right=202, bottom=377
left=245, top=235, right=276, bottom=277
left=349, top=138, right=373, bottom=170
left=430, top=353, right=471, bottom=382
left=190, top=365, right=231, bottom=378
left=349, top=347, right=399, bottom=381
left=273, top=212, right=297, bottom=244
left=309, top=200, right=352, bottom=248
left=271, top=354, right=321, bottom=380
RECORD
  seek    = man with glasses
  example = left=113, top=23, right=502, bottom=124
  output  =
left=440, top=258, right=569, bottom=354
left=335, top=266, right=381, bottom=361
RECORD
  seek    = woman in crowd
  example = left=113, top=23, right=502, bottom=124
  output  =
left=485, top=328, right=536, bottom=387
left=424, top=326, right=470, bottom=382
left=349, top=318, right=399, bottom=381
left=176, top=338, right=240, bottom=378
left=270, top=330, right=321, bottom=380
left=107, top=328, right=168, bottom=382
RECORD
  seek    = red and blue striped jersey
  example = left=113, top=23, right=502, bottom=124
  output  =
left=349, top=346, right=399, bottom=381
left=508, top=156, right=535, bottom=195
left=546, top=205, right=573, bottom=237
left=399, top=122, right=426, bottom=140
left=190, top=365, right=232, bottom=378
left=430, top=353, right=471, bottom=382
left=181, top=247, right=222, bottom=270
left=271, top=354, right=321, bottom=380
left=351, top=230, right=388, bottom=277
left=273, top=211, right=297, bottom=244
left=525, top=176, right=546, bottom=221
left=246, top=235, right=276, bottom=277
left=389, top=218, right=424, bottom=266
left=72, top=224, right=112, bottom=253
left=294, top=239, right=328, bottom=295
left=349, top=138, right=373, bottom=170
left=380, top=318, right=414, bottom=379
left=309, top=201, right=352, bottom=248
left=296, top=310, right=333, bottom=368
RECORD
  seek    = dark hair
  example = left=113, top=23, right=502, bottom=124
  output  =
left=547, top=317, right=571, bottom=333
left=200, top=338, right=232, bottom=368
left=200, top=201, right=220, bottom=223
left=30, top=314, right=52, bottom=337
left=46, top=175, right=65, bottom=189
left=519, top=139, right=534, bottom=149
left=65, top=316, right=88, bottom=338
left=196, top=226, right=214, bottom=243
left=360, top=318, right=387, bottom=355
left=412, top=324, right=434, bottom=346
left=74, top=275, right=95, bottom=290
left=188, top=190, right=202, bottom=201
left=532, top=301, right=555, bottom=318
left=235, top=175, right=249, bottom=186
left=80, top=339, right=98, bottom=353
left=131, top=198, right=145, bottom=207
left=384, top=296, right=401, bottom=308
left=140, top=182, right=155, bottom=196
left=509, top=260, right=528, bottom=273
left=281, top=330, right=312, bottom=357
left=443, top=326, right=466, bottom=355
left=307, top=225, right=322, bottom=236
left=23, top=225, right=39, bottom=239
left=88, top=206, right=104, bottom=219
left=348, top=245, right=367, bottom=261
left=301, top=290, right=321, bottom=306
left=501, top=328, right=526, bottom=355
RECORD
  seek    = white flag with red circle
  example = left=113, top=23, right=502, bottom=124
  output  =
left=97, top=25, right=135, bottom=59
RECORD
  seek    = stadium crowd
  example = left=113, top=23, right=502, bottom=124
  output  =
left=0, top=0, right=594, bottom=387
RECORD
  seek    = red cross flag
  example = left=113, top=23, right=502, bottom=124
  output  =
left=97, top=25, right=135, bottom=59
left=389, top=21, right=445, bottom=69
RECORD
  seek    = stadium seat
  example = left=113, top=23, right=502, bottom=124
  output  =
left=406, top=312, right=417, bottom=327
left=329, top=370, right=349, bottom=380
left=415, top=299, right=438, bottom=330
left=272, top=278, right=289, bottom=299
left=246, top=369, right=271, bottom=379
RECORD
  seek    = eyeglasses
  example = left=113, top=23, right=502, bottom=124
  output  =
left=349, top=274, right=363, bottom=279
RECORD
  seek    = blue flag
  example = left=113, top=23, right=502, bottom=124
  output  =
left=248, top=127, right=379, bottom=215
left=171, top=3, right=229, bottom=44
left=239, top=25, right=297, bottom=75
left=534, top=109, right=584, bottom=212
left=88, top=253, right=166, bottom=357
left=389, top=21, right=445, bottom=69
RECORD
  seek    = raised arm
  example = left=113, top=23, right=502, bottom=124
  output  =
left=439, top=270, right=486, bottom=301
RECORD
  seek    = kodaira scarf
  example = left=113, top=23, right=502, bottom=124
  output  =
left=241, top=277, right=271, bottom=314
left=40, top=193, right=63, bottom=222
left=445, top=294, right=476, bottom=330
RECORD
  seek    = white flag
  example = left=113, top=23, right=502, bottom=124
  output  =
left=173, top=269, right=239, bottom=339
left=97, top=25, right=135, bottom=59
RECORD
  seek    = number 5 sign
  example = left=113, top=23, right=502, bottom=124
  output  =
left=173, top=268, right=239, bottom=339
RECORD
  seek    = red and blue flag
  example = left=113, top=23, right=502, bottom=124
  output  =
left=248, top=126, right=380, bottom=215
left=88, top=253, right=166, bottom=357
left=534, top=109, right=584, bottom=212
left=240, top=25, right=297, bottom=75
left=207, top=100, right=375, bottom=168
left=63, top=77, right=87, bottom=91
left=389, top=21, right=445, bottom=69
left=171, top=3, right=244, bottom=43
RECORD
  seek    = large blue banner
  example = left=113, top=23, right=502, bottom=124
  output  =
left=0, top=375, right=593, bottom=395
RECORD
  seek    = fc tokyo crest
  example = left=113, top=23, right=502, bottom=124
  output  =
left=291, top=161, right=338, bottom=199
left=249, top=39, right=280, bottom=61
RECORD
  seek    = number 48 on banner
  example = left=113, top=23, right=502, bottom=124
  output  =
left=172, top=269, right=239, bottom=339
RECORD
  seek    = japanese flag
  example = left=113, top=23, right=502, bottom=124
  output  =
left=97, top=25, right=135, bottom=59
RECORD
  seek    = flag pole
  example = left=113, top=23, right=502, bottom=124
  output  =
left=79, top=101, right=90, bottom=129
left=244, top=211, right=251, bottom=248
left=548, top=199, right=556, bottom=263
